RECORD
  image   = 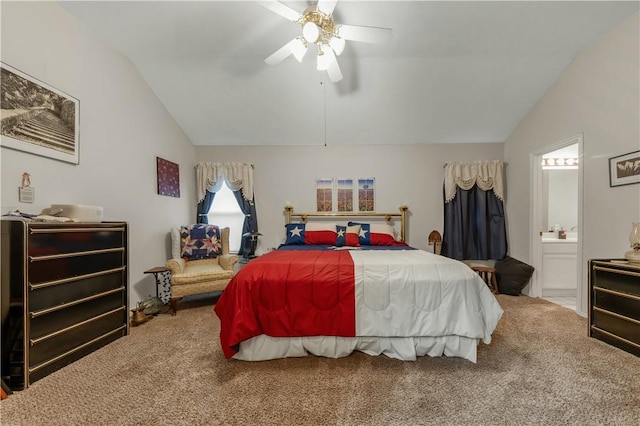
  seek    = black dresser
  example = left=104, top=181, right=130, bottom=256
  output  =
left=1, top=220, right=129, bottom=390
left=588, top=259, right=640, bottom=357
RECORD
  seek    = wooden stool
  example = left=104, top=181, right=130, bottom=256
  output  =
left=469, top=265, right=499, bottom=294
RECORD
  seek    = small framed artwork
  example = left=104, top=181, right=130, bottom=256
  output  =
left=358, top=178, right=375, bottom=212
left=0, top=62, right=80, bottom=165
left=316, top=178, right=333, bottom=212
left=157, top=157, right=180, bottom=197
left=609, top=150, right=640, bottom=187
left=336, top=178, right=354, bottom=212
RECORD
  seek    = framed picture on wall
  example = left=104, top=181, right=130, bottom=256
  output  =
left=358, top=178, right=375, bottom=212
left=336, top=178, right=354, bottom=212
left=316, top=178, right=333, bottom=212
left=0, top=62, right=80, bottom=165
left=157, top=157, right=180, bottom=197
left=609, top=150, right=640, bottom=187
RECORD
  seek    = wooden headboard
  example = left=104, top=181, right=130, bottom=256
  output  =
left=284, top=205, right=409, bottom=243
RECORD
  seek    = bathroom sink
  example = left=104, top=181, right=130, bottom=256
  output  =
left=541, top=231, right=577, bottom=242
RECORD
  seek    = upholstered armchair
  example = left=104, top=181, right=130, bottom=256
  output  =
left=165, top=225, right=238, bottom=314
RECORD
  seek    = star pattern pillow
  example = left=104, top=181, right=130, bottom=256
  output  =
left=336, top=224, right=361, bottom=247
left=285, top=223, right=305, bottom=245
left=348, top=222, right=399, bottom=245
left=180, top=224, right=222, bottom=260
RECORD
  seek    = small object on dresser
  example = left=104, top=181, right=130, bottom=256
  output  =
left=624, top=222, right=640, bottom=263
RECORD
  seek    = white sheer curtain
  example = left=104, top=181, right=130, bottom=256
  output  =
left=196, top=162, right=254, bottom=203
left=443, top=160, right=505, bottom=203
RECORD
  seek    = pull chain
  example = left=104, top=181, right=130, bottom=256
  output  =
left=322, top=79, right=327, bottom=147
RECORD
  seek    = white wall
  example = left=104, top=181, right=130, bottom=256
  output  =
left=504, top=12, right=640, bottom=313
left=195, top=143, right=504, bottom=253
left=1, top=2, right=196, bottom=307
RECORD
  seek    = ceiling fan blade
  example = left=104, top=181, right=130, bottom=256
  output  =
left=336, top=24, right=392, bottom=44
left=317, top=0, right=338, bottom=16
left=325, top=50, right=343, bottom=83
left=265, top=38, right=305, bottom=65
left=258, top=1, right=301, bottom=22
left=316, top=45, right=342, bottom=82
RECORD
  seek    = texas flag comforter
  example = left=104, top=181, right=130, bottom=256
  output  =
left=214, top=249, right=503, bottom=361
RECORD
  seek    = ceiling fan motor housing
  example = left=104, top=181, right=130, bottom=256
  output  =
left=301, top=6, right=336, bottom=45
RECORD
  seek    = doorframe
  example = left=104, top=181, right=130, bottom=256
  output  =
left=530, top=134, right=584, bottom=315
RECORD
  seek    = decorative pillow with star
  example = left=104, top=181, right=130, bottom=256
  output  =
left=284, top=223, right=306, bottom=245
left=304, top=222, right=339, bottom=245
left=335, top=224, right=361, bottom=247
left=179, top=224, right=222, bottom=260
left=347, top=222, right=398, bottom=246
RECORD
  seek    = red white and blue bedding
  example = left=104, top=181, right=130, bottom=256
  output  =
left=214, top=246, right=503, bottom=363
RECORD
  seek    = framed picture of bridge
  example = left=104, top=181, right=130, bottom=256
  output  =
left=0, top=62, right=80, bottom=165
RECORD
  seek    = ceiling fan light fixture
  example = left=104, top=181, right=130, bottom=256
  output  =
left=292, top=37, right=308, bottom=62
left=302, top=22, right=320, bottom=43
left=329, top=36, right=345, bottom=56
left=262, top=1, right=392, bottom=82
left=317, top=45, right=331, bottom=70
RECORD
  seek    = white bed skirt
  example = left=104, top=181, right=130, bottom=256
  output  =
left=233, top=334, right=482, bottom=363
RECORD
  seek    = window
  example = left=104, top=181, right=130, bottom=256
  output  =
left=207, top=183, right=245, bottom=253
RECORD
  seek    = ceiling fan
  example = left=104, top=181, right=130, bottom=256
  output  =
left=260, top=0, right=392, bottom=82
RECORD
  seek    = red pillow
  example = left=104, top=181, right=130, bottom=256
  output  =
left=304, top=223, right=338, bottom=245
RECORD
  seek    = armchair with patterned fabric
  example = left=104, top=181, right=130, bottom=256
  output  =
left=165, top=225, right=238, bottom=314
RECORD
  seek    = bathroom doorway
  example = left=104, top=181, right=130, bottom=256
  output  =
left=530, top=135, right=584, bottom=314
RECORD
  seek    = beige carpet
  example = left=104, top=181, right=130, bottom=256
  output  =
left=1, top=295, right=639, bottom=425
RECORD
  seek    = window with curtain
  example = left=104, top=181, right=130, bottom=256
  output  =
left=207, top=182, right=245, bottom=253
left=196, top=162, right=258, bottom=257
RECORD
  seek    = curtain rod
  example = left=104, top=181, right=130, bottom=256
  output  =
left=443, top=160, right=506, bottom=168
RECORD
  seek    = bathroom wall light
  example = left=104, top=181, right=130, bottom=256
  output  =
left=541, top=157, right=579, bottom=170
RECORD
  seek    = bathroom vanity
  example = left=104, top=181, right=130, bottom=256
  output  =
left=541, top=232, right=578, bottom=297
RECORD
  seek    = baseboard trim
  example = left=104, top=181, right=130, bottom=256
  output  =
left=542, top=288, right=576, bottom=297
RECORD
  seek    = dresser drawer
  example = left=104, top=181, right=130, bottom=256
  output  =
left=592, top=309, right=640, bottom=346
left=30, top=291, right=126, bottom=339
left=28, top=251, right=125, bottom=285
left=27, top=227, right=126, bottom=256
left=29, top=269, right=125, bottom=311
left=591, top=328, right=640, bottom=357
left=28, top=330, right=124, bottom=385
left=29, top=308, right=126, bottom=367
left=593, top=288, right=640, bottom=322
left=592, top=265, right=640, bottom=297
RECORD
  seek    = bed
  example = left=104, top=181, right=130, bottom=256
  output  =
left=214, top=206, right=503, bottom=363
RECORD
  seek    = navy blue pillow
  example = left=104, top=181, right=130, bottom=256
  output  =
left=284, top=223, right=305, bottom=245
left=335, top=225, right=346, bottom=247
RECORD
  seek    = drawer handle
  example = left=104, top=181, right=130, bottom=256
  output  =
left=29, top=227, right=125, bottom=234
left=30, top=287, right=125, bottom=317
left=591, top=326, right=640, bottom=350
left=29, top=247, right=124, bottom=262
left=593, top=286, right=640, bottom=302
left=593, top=265, right=640, bottom=278
left=593, top=306, right=640, bottom=326
left=29, top=267, right=126, bottom=290
left=29, top=326, right=127, bottom=374
left=30, top=306, right=125, bottom=345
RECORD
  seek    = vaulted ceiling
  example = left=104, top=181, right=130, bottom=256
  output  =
left=60, top=1, right=639, bottom=146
